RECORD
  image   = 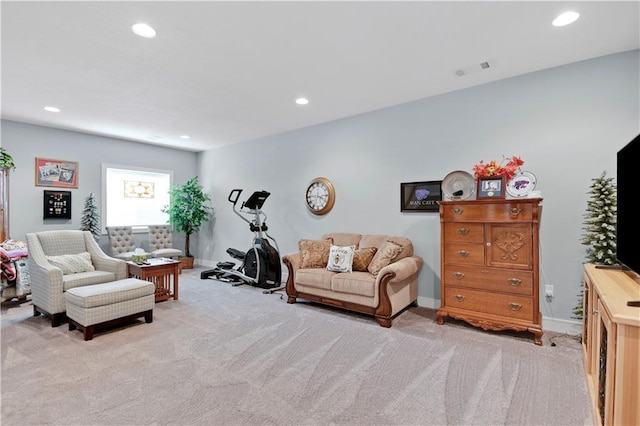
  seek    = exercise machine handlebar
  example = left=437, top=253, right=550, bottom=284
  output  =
left=228, top=188, right=243, bottom=205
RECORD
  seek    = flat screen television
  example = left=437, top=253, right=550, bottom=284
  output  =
left=615, top=133, right=640, bottom=276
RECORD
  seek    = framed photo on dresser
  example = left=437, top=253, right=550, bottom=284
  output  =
left=476, top=176, right=505, bottom=199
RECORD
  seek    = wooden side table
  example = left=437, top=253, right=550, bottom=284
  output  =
left=127, top=258, right=179, bottom=302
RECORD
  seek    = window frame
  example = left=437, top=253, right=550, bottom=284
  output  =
left=101, top=163, right=174, bottom=234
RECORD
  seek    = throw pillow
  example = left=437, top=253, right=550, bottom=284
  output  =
left=367, top=241, right=403, bottom=277
left=352, top=247, right=378, bottom=272
left=46, top=252, right=95, bottom=275
left=326, top=245, right=356, bottom=273
left=299, top=239, right=333, bottom=269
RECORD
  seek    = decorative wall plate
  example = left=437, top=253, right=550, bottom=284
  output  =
left=442, top=170, right=475, bottom=200
left=506, top=171, right=537, bottom=197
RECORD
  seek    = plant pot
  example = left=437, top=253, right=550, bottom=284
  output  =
left=180, top=256, right=194, bottom=270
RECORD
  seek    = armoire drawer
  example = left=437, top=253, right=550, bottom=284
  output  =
left=444, top=287, right=534, bottom=321
left=443, top=242, right=484, bottom=266
left=442, top=265, right=534, bottom=296
left=441, top=202, right=533, bottom=222
left=443, top=222, right=484, bottom=243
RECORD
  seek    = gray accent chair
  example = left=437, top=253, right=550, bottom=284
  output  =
left=148, top=225, right=182, bottom=259
left=26, top=230, right=127, bottom=327
left=106, top=226, right=149, bottom=261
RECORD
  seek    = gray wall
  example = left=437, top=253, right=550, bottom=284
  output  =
left=196, top=50, right=639, bottom=330
left=1, top=121, right=198, bottom=253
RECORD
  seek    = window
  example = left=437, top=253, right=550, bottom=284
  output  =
left=102, top=164, right=173, bottom=232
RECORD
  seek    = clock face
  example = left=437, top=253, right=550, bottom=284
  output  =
left=306, top=177, right=335, bottom=215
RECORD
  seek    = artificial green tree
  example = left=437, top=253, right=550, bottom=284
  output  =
left=80, top=192, right=101, bottom=242
left=0, top=148, right=16, bottom=170
left=573, top=171, right=617, bottom=318
left=162, top=176, right=212, bottom=258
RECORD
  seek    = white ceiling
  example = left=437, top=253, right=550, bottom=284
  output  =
left=2, top=1, right=639, bottom=152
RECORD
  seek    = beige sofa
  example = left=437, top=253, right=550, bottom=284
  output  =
left=282, top=232, right=423, bottom=327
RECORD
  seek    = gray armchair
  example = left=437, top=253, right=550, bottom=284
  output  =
left=148, top=225, right=182, bottom=259
left=106, top=226, right=149, bottom=261
left=26, top=230, right=126, bottom=326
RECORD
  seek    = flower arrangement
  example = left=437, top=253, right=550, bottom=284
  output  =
left=472, top=155, right=524, bottom=182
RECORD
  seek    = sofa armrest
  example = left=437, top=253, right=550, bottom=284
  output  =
left=25, top=233, right=65, bottom=314
left=377, top=255, right=424, bottom=283
left=282, top=252, right=302, bottom=302
left=374, top=255, right=424, bottom=326
left=282, top=252, right=302, bottom=271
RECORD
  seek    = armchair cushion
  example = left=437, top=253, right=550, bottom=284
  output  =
left=46, top=252, right=95, bottom=275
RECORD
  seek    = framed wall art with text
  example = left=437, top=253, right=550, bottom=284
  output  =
left=400, top=181, right=442, bottom=212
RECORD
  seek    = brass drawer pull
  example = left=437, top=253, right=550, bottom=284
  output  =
left=508, top=303, right=522, bottom=311
left=508, top=278, right=522, bottom=286
left=457, top=250, right=470, bottom=258
left=509, top=208, right=522, bottom=216
left=457, top=228, right=470, bottom=235
left=452, top=208, right=463, bottom=215
left=453, top=272, right=465, bottom=280
left=455, top=294, right=465, bottom=301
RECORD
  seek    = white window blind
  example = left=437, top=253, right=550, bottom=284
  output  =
left=102, top=164, right=173, bottom=231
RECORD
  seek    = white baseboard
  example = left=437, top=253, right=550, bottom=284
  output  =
left=196, top=259, right=217, bottom=268
left=417, top=296, right=582, bottom=335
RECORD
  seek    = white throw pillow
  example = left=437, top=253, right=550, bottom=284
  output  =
left=46, top=252, right=95, bottom=275
left=326, top=245, right=356, bottom=273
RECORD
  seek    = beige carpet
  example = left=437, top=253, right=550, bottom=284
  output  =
left=1, top=267, right=593, bottom=426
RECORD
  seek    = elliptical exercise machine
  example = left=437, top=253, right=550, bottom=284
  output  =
left=200, top=189, right=283, bottom=293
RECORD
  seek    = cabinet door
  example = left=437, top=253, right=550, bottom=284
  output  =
left=595, top=299, right=616, bottom=426
left=486, top=223, right=533, bottom=270
left=582, top=274, right=595, bottom=374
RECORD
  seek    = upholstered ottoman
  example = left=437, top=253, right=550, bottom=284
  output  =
left=64, top=278, right=155, bottom=340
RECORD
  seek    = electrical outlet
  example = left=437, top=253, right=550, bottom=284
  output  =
left=545, top=285, right=554, bottom=298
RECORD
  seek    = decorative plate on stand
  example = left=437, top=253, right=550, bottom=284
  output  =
left=442, top=170, right=476, bottom=200
left=506, top=171, right=537, bottom=197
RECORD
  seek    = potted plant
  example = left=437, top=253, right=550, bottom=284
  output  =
left=162, top=176, right=212, bottom=269
left=0, top=148, right=16, bottom=170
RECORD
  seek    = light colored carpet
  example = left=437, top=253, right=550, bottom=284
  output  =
left=1, top=267, right=593, bottom=426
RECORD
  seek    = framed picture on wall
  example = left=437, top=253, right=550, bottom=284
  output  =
left=400, top=181, right=442, bottom=212
left=43, top=190, right=71, bottom=219
left=35, top=158, right=79, bottom=188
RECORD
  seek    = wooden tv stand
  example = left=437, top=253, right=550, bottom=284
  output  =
left=582, top=264, right=640, bottom=425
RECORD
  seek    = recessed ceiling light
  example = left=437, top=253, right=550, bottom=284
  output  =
left=180, top=135, right=190, bottom=140
left=44, top=106, right=60, bottom=113
left=132, top=23, right=156, bottom=38
left=295, top=98, right=309, bottom=105
left=552, top=11, right=580, bottom=27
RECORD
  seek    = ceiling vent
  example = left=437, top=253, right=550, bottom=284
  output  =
left=452, top=61, right=492, bottom=77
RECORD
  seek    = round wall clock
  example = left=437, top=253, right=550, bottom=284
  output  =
left=306, top=177, right=335, bottom=215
